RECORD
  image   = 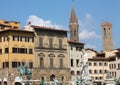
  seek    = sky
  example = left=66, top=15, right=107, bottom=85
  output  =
left=0, top=0, right=120, bottom=52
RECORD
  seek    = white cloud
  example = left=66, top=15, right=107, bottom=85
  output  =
left=27, top=15, right=64, bottom=29
left=79, top=13, right=100, bottom=40
left=79, top=29, right=100, bottom=40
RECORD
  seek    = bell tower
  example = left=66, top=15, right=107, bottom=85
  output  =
left=102, top=22, right=113, bottom=51
left=69, top=1, right=79, bottom=42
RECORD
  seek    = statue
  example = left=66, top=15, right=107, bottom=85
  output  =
left=80, top=49, right=89, bottom=79
left=18, top=63, right=32, bottom=80
left=76, top=77, right=83, bottom=85
left=50, top=78, right=58, bottom=85
left=78, top=49, right=93, bottom=85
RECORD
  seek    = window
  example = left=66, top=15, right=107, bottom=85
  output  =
left=104, top=70, right=107, bottom=73
left=20, top=36, right=25, bottom=42
left=118, top=63, right=120, bottom=69
left=104, top=62, right=107, bottom=66
left=59, top=39, right=62, bottom=49
left=5, top=48, right=9, bottom=53
left=28, top=37, right=34, bottom=42
left=71, top=59, right=73, bottom=67
left=40, top=58, right=44, bottom=68
left=89, top=70, right=92, bottom=74
left=76, top=47, right=79, bottom=51
left=100, top=77, right=103, bottom=80
left=18, top=48, right=27, bottom=54
left=29, top=49, right=33, bottom=54
left=94, top=70, right=98, bottom=74
left=99, top=70, right=102, bottom=74
left=104, top=28, right=106, bottom=38
left=0, top=25, right=5, bottom=29
left=76, top=59, right=79, bottom=67
left=39, top=37, right=43, bottom=48
left=94, top=62, right=97, bottom=66
left=12, top=48, right=18, bottom=53
left=77, top=71, right=80, bottom=75
left=0, top=37, right=2, bottom=42
left=89, top=62, right=92, bottom=66
left=13, top=36, right=19, bottom=41
left=3, top=62, right=9, bottom=68
left=114, top=64, right=116, bottom=68
left=49, top=38, right=53, bottom=48
left=29, top=62, right=33, bottom=69
left=0, top=49, right=2, bottom=54
left=60, top=58, right=63, bottom=68
left=71, top=71, right=75, bottom=75
left=50, top=58, right=53, bottom=68
left=95, top=77, right=98, bottom=80
left=109, top=64, right=111, bottom=69
left=4, top=36, right=9, bottom=41
left=99, top=62, right=102, bottom=66
left=12, top=62, right=20, bottom=68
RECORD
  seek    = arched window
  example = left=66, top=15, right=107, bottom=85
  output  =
left=89, top=70, right=92, bottom=74
left=50, top=58, right=53, bottom=68
left=89, top=62, right=92, bottom=66
left=71, top=71, right=75, bottom=75
left=40, top=57, right=44, bottom=68
left=49, top=53, right=55, bottom=68
left=58, top=54, right=64, bottom=68
left=60, top=58, right=63, bottom=68
left=77, top=71, right=80, bottom=75
left=104, top=28, right=106, bottom=38
left=99, top=70, right=102, bottom=74
left=29, top=61, right=33, bottom=69
left=94, top=70, right=98, bottom=74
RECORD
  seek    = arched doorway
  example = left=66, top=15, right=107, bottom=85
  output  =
left=50, top=74, right=55, bottom=81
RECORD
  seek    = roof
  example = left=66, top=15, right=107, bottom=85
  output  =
left=31, top=25, right=68, bottom=32
left=68, top=40, right=84, bottom=45
left=85, top=48, right=97, bottom=53
left=0, top=28, right=34, bottom=33
left=101, top=22, right=112, bottom=26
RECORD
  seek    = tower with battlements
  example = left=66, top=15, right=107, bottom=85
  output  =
left=101, top=22, right=113, bottom=51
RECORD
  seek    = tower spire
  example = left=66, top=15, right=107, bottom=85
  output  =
left=70, top=1, right=78, bottom=24
left=69, top=1, right=79, bottom=42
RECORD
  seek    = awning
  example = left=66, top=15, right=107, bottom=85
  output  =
left=15, top=76, right=22, bottom=82
left=3, top=78, right=7, bottom=81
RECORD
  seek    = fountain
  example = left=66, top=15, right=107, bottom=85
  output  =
left=76, top=49, right=93, bottom=85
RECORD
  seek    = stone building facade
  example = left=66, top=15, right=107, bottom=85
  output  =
left=0, top=24, right=34, bottom=85
left=30, top=25, right=70, bottom=84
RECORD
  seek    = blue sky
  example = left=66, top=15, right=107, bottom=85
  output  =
left=0, top=0, right=120, bottom=52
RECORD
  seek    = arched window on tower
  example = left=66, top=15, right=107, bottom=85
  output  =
left=108, top=28, right=111, bottom=38
left=104, top=28, right=106, bottom=38
left=74, top=30, right=76, bottom=37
